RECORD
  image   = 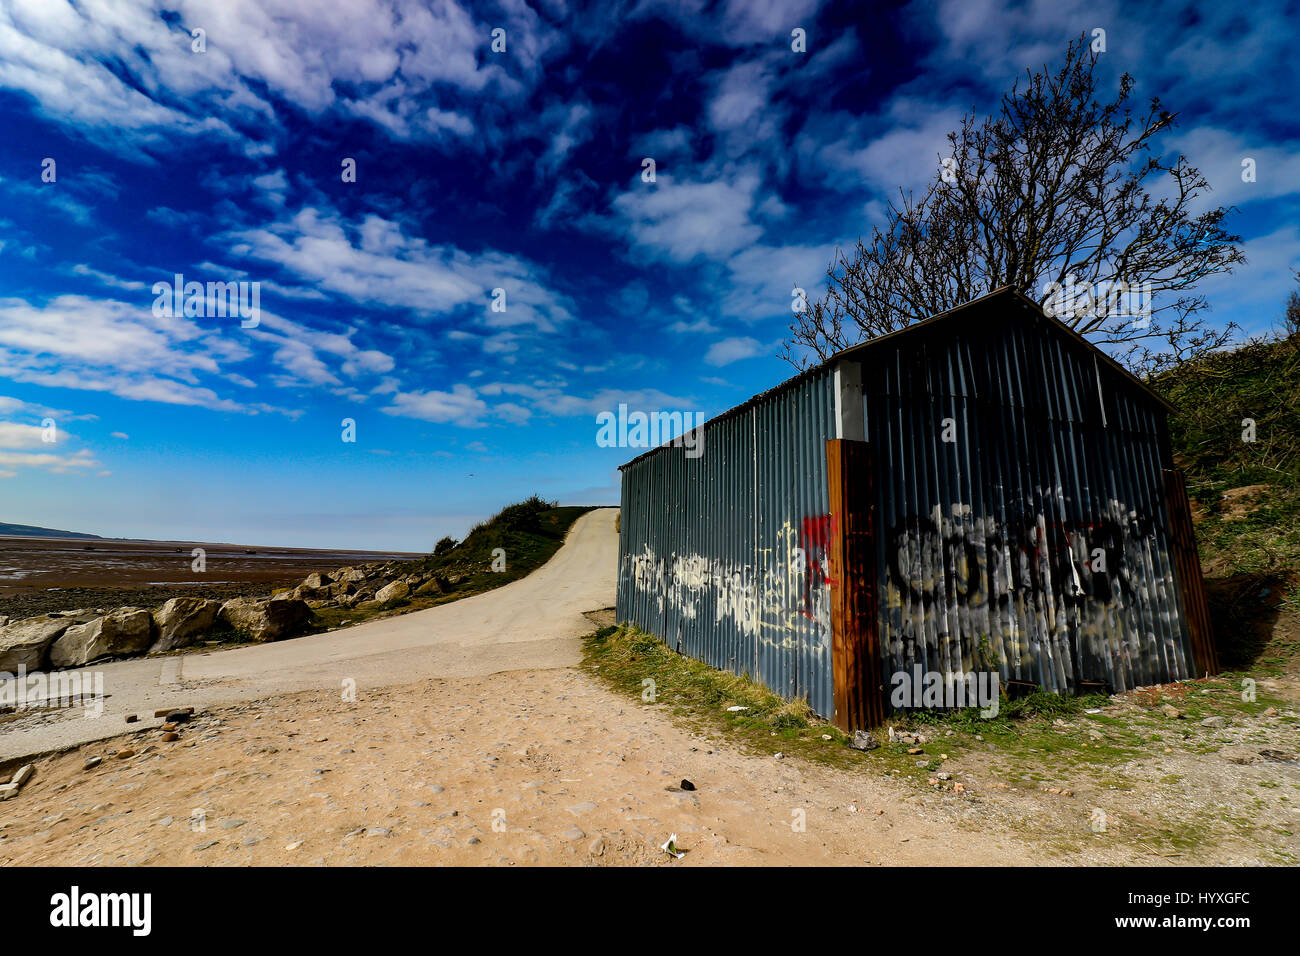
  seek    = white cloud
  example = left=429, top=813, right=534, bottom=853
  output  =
left=608, top=172, right=764, bottom=263
left=225, top=207, right=574, bottom=333
left=705, top=336, right=767, bottom=366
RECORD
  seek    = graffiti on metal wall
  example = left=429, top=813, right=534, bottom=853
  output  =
left=880, top=498, right=1184, bottom=690
left=620, top=518, right=833, bottom=655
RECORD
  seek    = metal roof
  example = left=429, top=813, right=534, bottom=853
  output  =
left=618, top=285, right=1175, bottom=470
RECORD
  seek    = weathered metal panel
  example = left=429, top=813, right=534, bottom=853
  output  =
left=859, top=304, right=1197, bottom=698
left=616, top=369, right=837, bottom=716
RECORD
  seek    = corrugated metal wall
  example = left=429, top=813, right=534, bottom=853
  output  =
left=860, top=308, right=1196, bottom=695
left=617, top=370, right=837, bottom=716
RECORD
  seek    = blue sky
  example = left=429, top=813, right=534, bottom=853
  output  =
left=0, top=0, right=1296, bottom=551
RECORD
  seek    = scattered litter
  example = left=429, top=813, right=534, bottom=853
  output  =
left=660, top=834, right=687, bottom=859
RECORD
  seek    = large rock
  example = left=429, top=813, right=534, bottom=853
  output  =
left=292, top=583, right=330, bottom=602
left=218, top=596, right=311, bottom=642
left=0, top=616, right=73, bottom=672
left=149, top=598, right=221, bottom=653
left=414, top=577, right=443, bottom=597
left=375, top=580, right=410, bottom=603
left=304, top=572, right=333, bottom=590
left=50, top=608, right=154, bottom=667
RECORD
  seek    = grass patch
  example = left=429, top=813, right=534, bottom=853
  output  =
left=582, top=623, right=867, bottom=770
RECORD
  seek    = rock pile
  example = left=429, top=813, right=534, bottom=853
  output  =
left=0, top=557, right=452, bottom=674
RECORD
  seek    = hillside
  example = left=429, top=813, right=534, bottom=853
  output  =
left=1154, top=330, right=1300, bottom=672
left=0, top=522, right=100, bottom=540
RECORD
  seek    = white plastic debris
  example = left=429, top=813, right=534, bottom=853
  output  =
left=660, top=834, right=687, bottom=859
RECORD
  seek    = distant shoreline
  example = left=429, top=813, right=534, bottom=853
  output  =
left=0, top=535, right=419, bottom=617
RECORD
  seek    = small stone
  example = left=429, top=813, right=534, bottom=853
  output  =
left=285, top=841, right=303, bottom=851
left=467, top=836, right=481, bottom=845
left=161, top=732, right=179, bottom=742
left=83, top=756, right=102, bottom=770
left=1201, top=716, right=1227, bottom=728
left=850, top=730, right=879, bottom=751
left=679, top=779, right=696, bottom=792
left=116, top=749, right=134, bottom=759
left=561, top=827, right=585, bottom=842
left=221, top=819, right=247, bottom=829
left=953, top=783, right=966, bottom=793
left=1161, top=704, right=1180, bottom=719
left=936, top=771, right=952, bottom=781
left=194, top=840, right=219, bottom=851
left=588, top=836, right=605, bottom=856
left=907, top=747, right=923, bottom=755
left=1264, top=707, right=1278, bottom=716
left=366, top=827, right=391, bottom=838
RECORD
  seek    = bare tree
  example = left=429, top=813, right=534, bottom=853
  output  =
left=784, top=36, right=1244, bottom=375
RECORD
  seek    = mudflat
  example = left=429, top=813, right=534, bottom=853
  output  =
left=0, top=535, right=417, bottom=618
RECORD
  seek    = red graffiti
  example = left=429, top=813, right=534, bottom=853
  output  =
left=799, top=513, right=837, bottom=617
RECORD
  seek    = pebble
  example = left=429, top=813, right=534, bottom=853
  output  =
left=561, top=827, right=585, bottom=842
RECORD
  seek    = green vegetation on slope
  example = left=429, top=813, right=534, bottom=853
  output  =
left=310, top=497, right=593, bottom=631
left=1153, top=329, right=1300, bottom=670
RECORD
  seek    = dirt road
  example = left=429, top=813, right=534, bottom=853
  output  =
left=0, top=667, right=1050, bottom=866
left=0, top=508, right=618, bottom=761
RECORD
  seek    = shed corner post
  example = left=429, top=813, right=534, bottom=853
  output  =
left=1162, top=466, right=1219, bottom=676
left=826, top=437, right=884, bottom=732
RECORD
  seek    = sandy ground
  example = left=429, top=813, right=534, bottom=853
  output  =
left=3, top=662, right=1295, bottom=866
left=0, top=667, right=1045, bottom=866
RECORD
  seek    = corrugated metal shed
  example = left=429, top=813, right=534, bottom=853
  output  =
left=617, top=287, right=1216, bottom=728
left=618, top=367, right=838, bottom=716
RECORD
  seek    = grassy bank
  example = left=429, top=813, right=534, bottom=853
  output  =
left=1154, top=330, right=1300, bottom=674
